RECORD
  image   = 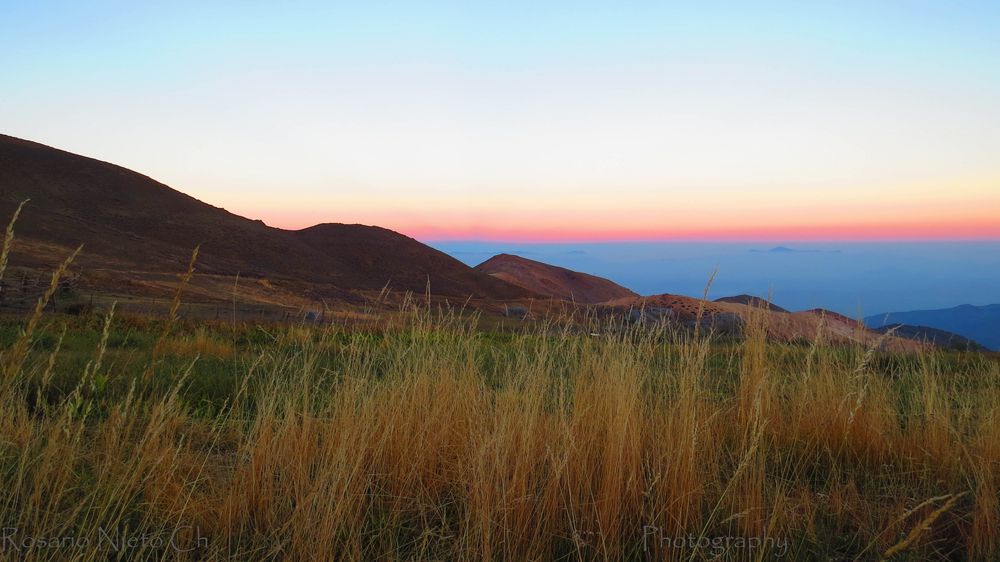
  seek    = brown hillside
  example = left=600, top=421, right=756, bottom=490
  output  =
left=609, top=294, right=922, bottom=350
left=0, top=134, right=531, bottom=300
left=715, top=294, right=788, bottom=313
left=803, top=308, right=865, bottom=327
left=475, top=253, right=636, bottom=304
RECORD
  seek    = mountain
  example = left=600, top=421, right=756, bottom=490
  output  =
left=803, top=308, right=865, bottom=327
left=474, top=253, right=636, bottom=304
left=714, top=294, right=788, bottom=312
left=865, top=304, right=1000, bottom=351
left=604, top=294, right=920, bottom=350
left=871, top=323, right=987, bottom=352
left=748, top=246, right=799, bottom=253
left=749, top=246, right=839, bottom=254
left=0, top=134, right=531, bottom=300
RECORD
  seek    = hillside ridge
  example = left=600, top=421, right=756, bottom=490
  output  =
left=0, top=133, right=532, bottom=300
left=475, top=253, right=636, bottom=304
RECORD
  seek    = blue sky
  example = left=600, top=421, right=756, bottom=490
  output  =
left=2, top=1, right=999, bottom=240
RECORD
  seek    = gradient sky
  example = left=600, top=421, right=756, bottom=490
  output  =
left=3, top=1, right=999, bottom=241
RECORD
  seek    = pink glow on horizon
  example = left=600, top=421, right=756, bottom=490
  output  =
left=234, top=196, right=1000, bottom=243
left=404, top=221, right=1000, bottom=243
left=255, top=213, right=1000, bottom=243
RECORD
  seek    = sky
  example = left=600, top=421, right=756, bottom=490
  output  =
left=2, top=1, right=1000, bottom=242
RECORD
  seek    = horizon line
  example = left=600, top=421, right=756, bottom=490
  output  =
left=416, top=234, right=1000, bottom=245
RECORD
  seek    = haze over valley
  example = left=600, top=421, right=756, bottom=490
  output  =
left=435, top=240, right=1000, bottom=316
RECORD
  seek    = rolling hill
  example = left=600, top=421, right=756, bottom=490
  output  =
left=475, top=253, right=637, bottom=304
left=602, top=294, right=922, bottom=350
left=1, top=133, right=989, bottom=353
left=0, top=134, right=532, bottom=300
left=865, top=304, right=1000, bottom=351
left=714, top=294, right=788, bottom=312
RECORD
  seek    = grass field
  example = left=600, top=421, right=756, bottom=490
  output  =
left=1, top=209, right=1000, bottom=561
left=1, top=296, right=999, bottom=561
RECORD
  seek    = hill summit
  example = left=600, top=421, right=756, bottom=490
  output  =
left=475, top=253, right=636, bottom=304
left=0, top=134, right=531, bottom=300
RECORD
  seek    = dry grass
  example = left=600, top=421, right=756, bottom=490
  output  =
left=0, top=300, right=996, bottom=561
left=1, top=216, right=999, bottom=560
left=158, top=327, right=235, bottom=359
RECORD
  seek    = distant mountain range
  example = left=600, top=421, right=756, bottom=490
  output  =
left=870, top=324, right=987, bottom=352
left=0, top=133, right=991, bottom=353
left=865, top=304, right=1000, bottom=351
